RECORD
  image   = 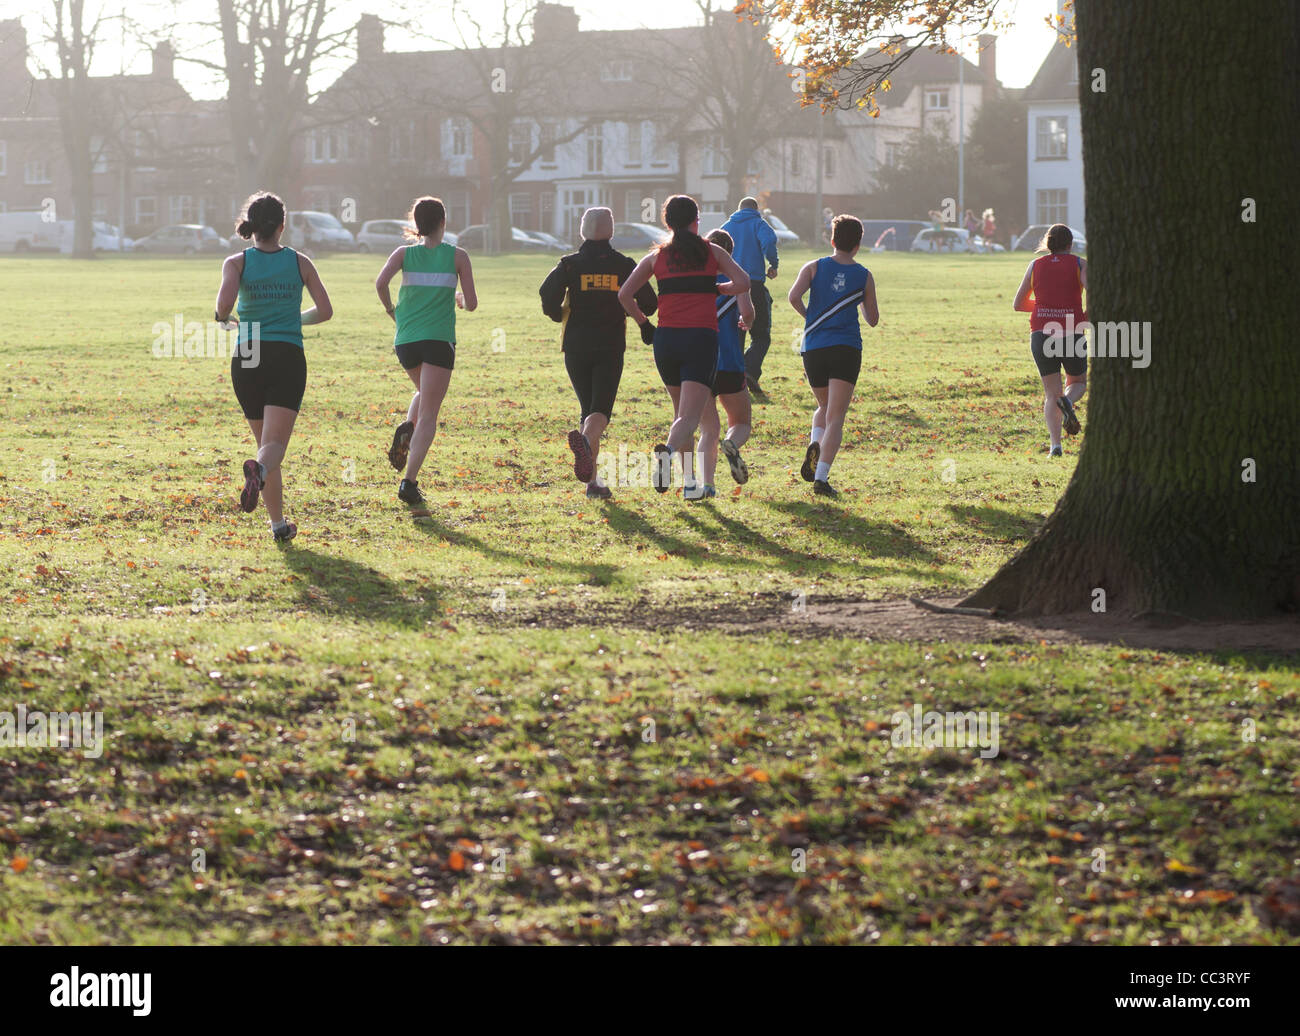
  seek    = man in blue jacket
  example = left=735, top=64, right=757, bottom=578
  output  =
left=720, top=197, right=779, bottom=396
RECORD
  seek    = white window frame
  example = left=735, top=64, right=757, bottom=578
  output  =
left=134, top=196, right=156, bottom=224
left=790, top=147, right=802, bottom=177
left=1035, top=115, right=1068, bottom=160
left=704, top=147, right=728, bottom=176
left=170, top=194, right=194, bottom=223
left=626, top=121, right=642, bottom=165
left=446, top=117, right=471, bottom=159
left=509, top=120, right=531, bottom=166
left=508, top=191, right=532, bottom=228
left=24, top=158, right=52, bottom=185
left=925, top=88, right=950, bottom=110
left=1036, top=188, right=1068, bottom=225
left=600, top=60, right=632, bottom=81
left=884, top=141, right=901, bottom=167
left=585, top=123, right=604, bottom=174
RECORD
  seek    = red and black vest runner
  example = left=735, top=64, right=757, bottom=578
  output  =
left=653, top=245, right=720, bottom=329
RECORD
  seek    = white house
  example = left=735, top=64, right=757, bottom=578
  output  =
left=1024, top=23, right=1085, bottom=233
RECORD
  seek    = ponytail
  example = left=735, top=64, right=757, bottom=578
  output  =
left=235, top=191, right=286, bottom=242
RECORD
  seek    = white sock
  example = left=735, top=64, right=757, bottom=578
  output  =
left=810, top=424, right=825, bottom=444
left=814, top=461, right=831, bottom=482
left=271, top=518, right=288, bottom=533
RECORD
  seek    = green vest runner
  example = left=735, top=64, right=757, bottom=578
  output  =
left=395, top=242, right=457, bottom=346
left=238, top=246, right=304, bottom=348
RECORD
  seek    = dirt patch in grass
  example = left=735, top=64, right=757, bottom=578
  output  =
left=501, top=593, right=1300, bottom=654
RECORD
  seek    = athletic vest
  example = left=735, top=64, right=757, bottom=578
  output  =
left=715, top=273, right=744, bottom=373
left=238, top=247, right=303, bottom=348
left=395, top=242, right=457, bottom=346
left=653, top=244, right=719, bottom=329
left=1029, top=252, right=1085, bottom=331
left=802, top=257, right=869, bottom=352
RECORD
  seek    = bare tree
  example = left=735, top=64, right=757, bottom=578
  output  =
left=45, top=0, right=102, bottom=257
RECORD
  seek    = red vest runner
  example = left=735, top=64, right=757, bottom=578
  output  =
left=653, top=246, right=719, bottom=328
left=1029, top=252, right=1085, bottom=331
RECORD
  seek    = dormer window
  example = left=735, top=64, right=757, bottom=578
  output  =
left=925, top=88, right=949, bottom=110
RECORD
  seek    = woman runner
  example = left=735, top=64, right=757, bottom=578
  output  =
left=215, top=191, right=333, bottom=542
left=697, top=228, right=756, bottom=497
left=376, top=196, right=477, bottom=505
left=618, top=195, right=750, bottom=499
left=1012, top=223, right=1088, bottom=456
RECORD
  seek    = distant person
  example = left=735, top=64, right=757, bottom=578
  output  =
left=964, top=208, right=980, bottom=238
left=538, top=206, right=657, bottom=500
left=1012, top=223, right=1087, bottom=456
left=374, top=195, right=477, bottom=505
left=982, top=207, right=997, bottom=242
left=698, top=229, right=756, bottom=496
left=719, top=197, right=778, bottom=397
left=618, top=194, right=750, bottom=500
left=787, top=214, right=879, bottom=498
left=214, top=191, right=333, bottom=542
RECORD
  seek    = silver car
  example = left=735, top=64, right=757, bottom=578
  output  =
left=358, top=219, right=458, bottom=252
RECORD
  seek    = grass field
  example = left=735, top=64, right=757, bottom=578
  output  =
left=0, top=250, right=1295, bottom=944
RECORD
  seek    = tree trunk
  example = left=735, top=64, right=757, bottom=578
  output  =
left=964, top=0, right=1299, bottom=618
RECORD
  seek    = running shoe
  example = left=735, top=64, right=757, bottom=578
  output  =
left=652, top=444, right=671, bottom=493
left=721, top=438, right=749, bottom=484
left=702, top=484, right=717, bottom=499
left=813, top=479, right=839, bottom=498
left=272, top=522, right=298, bottom=543
left=683, top=481, right=708, bottom=502
left=1056, top=396, right=1081, bottom=436
left=568, top=429, right=595, bottom=483
left=398, top=478, right=426, bottom=505
left=240, top=459, right=263, bottom=513
left=586, top=482, right=612, bottom=500
left=1047, top=444, right=1063, bottom=458
left=388, top=421, right=415, bottom=471
left=800, top=441, right=821, bottom=483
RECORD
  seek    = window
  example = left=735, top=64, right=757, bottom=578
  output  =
left=1036, top=116, right=1068, bottom=159
left=0, top=140, right=6, bottom=176
left=651, top=122, right=672, bottom=163
left=311, top=128, right=345, bottom=164
left=585, top=124, right=603, bottom=173
left=823, top=146, right=835, bottom=178
left=790, top=147, right=802, bottom=177
left=445, top=118, right=470, bottom=158
left=90, top=137, right=108, bottom=174
left=509, top=121, right=531, bottom=165
left=170, top=195, right=195, bottom=223
left=391, top=120, right=416, bottom=161
left=884, top=141, right=902, bottom=167
left=539, top=122, right=556, bottom=164
left=925, top=88, right=949, bottom=110
left=509, top=192, right=532, bottom=229
left=1036, top=188, right=1068, bottom=225
left=93, top=196, right=108, bottom=219
left=624, top=189, right=643, bottom=222
left=134, top=196, right=156, bottom=224
left=601, top=61, right=632, bottom=81
left=24, top=159, right=51, bottom=184
left=626, top=121, right=642, bottom=164
left=704, top=147, right=728, bottom=175
left=132, top=130, right=154, bottom=169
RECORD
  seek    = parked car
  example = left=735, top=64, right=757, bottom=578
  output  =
left=527, top=230, right=571, bottom=253
left=863, top=219, right=928, bottom=252
left=609, top=221, right=669, bottom=253
left=58, top=220, right=133, bottom=253
left=357, top=220, right=460, bottom=252
left=0, top=210, right=65, bottom=252
left=762, top=211, right=801, bottom=246
left=455, top=224, right=551, bottom=252
left=910, top=227, right=992, bottom=253
left=132, top=224, right=228, bottom=254
left=1013, top=224, right=1087, bottom=254
left=284, top=211, right=355, bottom=251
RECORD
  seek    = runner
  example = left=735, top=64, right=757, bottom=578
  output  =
left=719, top=197, right=779, bottom=397
left=787, top=214, right=879, bottom=498
left=375, top=196, right=476, bottom=505
left=618, top=195, right=750, bottom=500
left=539, top=206, right=657, bottom=499
left=1012, top=222, right=1088, bottom=456
left=698, top=229, right=756, bottom=497
left=214, top=191, right=333, bottom=542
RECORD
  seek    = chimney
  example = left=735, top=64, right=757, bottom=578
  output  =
left=533, top=3, right=580, bottom=43
left=357, top=14, right=384, bottom=61
left=0, top=19, right=27, bottom=72
left=978, top=34, right=996, bottom=84
left=151, top=41, right=174, bottom=79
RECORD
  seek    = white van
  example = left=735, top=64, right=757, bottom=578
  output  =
left=0, top=211, right=65, bottom=252
left=57, top=220, right=134, bottom=253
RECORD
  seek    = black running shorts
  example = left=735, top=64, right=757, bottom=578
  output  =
left=653, top=326, right=718, bottom=387
left=802, top=344, right=862, bottom=388
left=1030, top=330, right=1088, bottom=377
left=395, top=339, right=456, bottom=371
left=231, top=339, right=307, bottom=419
left=711, top=369, right=747, bottom=397
left=565, top=348, right=624, bottom=422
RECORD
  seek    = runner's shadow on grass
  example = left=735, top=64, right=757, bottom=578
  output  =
left=764, top=499, right=941, bottom=563
left=280, top=546, right=442, bottom=627
left=601, top=500, right=697, bottom=559
left=944, top=503, right=1043, bottom=544
left=410, top=510, right=619, bottom=586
